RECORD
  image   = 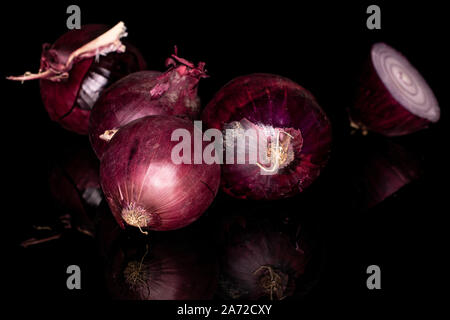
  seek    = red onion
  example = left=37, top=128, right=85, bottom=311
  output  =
left=100, top=115, right=220, bottom=232
left=218, top=217, right=311, bottom=300
left=7, top=22, right=146, bottom=134
left=202, top=73, right=332, bottom=200
left=349, top=42, right=440, bottom=136
left=89, top=48, right=207, bottom=158
left=105, top=230, right=218, bottom=300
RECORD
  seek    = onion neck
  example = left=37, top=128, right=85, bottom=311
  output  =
left=149, top=46, right=207, bottom=104
left=165, top=46, right=208, bottom=79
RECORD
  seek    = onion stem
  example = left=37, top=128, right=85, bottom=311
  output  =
left=6, top=69, right=67, bottom=82
left=66, top=22, right=127, bottom=68
left=20, top=234, right=62, bottom=248
left=7, top=22, right=128, bottom=83
left=99, top=128, right=119, bottom=142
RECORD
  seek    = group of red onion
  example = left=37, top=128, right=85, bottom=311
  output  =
left=10, top=22, right=440, bottom=300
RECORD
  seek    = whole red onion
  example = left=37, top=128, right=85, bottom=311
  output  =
left=89, top=49, right=207, bottom=158
left=202, top=73, right=332, bottom=200
left=7, top=22, right=146, bottom=134
left=218, top=217, right=311, bottom=300
left=100, top=115, right=220, bottom=232
left=349, top=42, right=440, bottom=136
left=105, top=229, right=218, bottom=300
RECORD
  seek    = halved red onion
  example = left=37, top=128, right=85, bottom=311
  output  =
left=350, top=42, right=440, bottom=136
left=202, top=73, right=332, bottom=200
left=89, top=50, right=207, bottom=158
left=100, top=115, right=220, bottom=232
left=8, top=22, right=146, bottom=134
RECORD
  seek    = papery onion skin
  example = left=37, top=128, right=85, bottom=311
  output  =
left=105, top=230, right=218, bottom=300
left=9, top=23, right=146, bottom=134
left=89, top=54, right=206, bottom=158
left=100, top=115, right=221, bottom=231
left=349, top=42, right=440, bottom=136
left=202, top=73, right=332, bottom=200
left=218, top=218, right=311, bottom=300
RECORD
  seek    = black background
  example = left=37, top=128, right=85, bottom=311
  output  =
left=2, top=0, right=447, bottom=315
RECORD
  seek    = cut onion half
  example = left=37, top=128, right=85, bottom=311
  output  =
left=350, top=42, right=440, bottom=136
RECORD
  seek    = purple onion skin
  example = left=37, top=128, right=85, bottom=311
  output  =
left=89, top=71, right=160, bottom=158
left=100, top=115, right=221, bottom=231
left=89, top=63, right=204, bottom=158
left=12, top=24, right=146, bottom=134
left=106, top=232, right=218, bottom=300
left=202, top=73, right=332, bottom=200
left=218, top=218, right=310, bottom=300
left=349, top=43, right=439, bottom=136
